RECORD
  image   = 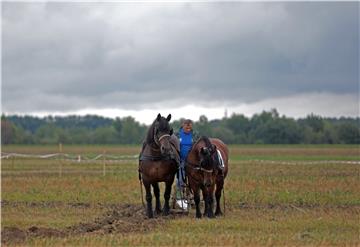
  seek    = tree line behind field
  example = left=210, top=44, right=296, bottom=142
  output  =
left=1, top=109, right=359, bottom=145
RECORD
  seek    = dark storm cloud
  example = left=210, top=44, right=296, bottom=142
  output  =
left=2, top=2, right=359, bottom=113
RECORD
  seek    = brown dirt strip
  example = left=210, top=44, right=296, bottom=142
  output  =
left=1, top=200, right=93, bottom=208
left=1, top=203, right=187, bottom=245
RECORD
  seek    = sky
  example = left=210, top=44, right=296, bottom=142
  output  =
left=2, top=2, right=359, bottom=124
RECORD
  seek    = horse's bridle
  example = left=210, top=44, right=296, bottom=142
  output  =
left=186, top=159, right=214, bottom=174
left=185, top=140, right=216, bottom=174
left=139, top=133, right=173, bottom=162
left=185, top=159, right=214, bottom=187
left=153, top=133, right=171, bottom=147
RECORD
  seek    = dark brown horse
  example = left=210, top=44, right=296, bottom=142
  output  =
left=139, top=113, right=180, bottom=218
left=185, top=136, right=229, bottom=218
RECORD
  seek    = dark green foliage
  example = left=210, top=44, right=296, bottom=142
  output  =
left=299, top=113, right=325, bottom=132
left=115, top=116, right=147, bottom=144
left=1, top=118, right=16, bottom=144
left=1, top=110, right=359, bottom=144
left=336, top=123, right=360, bottom=144
left=252, top=117, right=302, bottom=144
left=194, top=115, right=212, bottom=137
left=225, top=113, right=250, bottom=136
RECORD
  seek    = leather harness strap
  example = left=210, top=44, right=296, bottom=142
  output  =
left=153, top=133, right=171, bottom=146
left=186, top=159, right=214, bottom=173
left=139, top=154, right=172, bottom=161
left=139, top=133, right=178, bottom=163
left=158, top=134, right=171, bottom=142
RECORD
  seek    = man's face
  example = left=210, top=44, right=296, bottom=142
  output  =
left=183, top=123, right=193, bottom=133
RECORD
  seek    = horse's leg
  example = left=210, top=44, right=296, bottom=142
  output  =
left=162, top=175, right=174, bottom=216
left=152, top=182, right=162, bottom=215
left=144, top=180, right=153, bottom=218
left=205, top=185, right=215, bottom=218
left=202, top=188, right=208, bottom=216
left=194, top=185, right=202, bottom=218
left=215, top=176, right=224, bottom=216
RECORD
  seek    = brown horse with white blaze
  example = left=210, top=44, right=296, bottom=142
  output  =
left=138, top=114, right=180, bottom=218
left=185, top=136, right=229, bottom=218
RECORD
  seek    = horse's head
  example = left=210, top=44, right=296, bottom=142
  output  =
left=152, top=113, right=173, bottom=156
left=194, top=136, right=218, bottom=188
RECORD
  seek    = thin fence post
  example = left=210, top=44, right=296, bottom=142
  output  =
left=11, top=155, right=15, bottom=179
left=103, top=150, right=106, bottom=176
left=59, top=143, right=63, bottom=177
left=12, top=155, right=15, bottom=169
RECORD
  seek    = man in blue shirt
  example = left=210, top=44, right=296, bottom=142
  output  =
left=175, top=119, right=199, bottom=209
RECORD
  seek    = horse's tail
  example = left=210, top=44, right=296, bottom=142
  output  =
left=138, top=156, right=141, bottom=180
left=138, top=166, right=145, bottom=208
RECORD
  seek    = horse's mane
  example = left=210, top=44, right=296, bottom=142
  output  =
left=194, top=136, right=220, bottom=167
left=145, top=120, right=156, bottom=144
left=196, top=136, right=212, bottom=148
left=145, top=116, right=171, bottom=144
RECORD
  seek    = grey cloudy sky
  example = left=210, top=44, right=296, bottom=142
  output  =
left=2, top=2, right=359, bottom=123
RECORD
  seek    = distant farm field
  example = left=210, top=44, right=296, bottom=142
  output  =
left=1, top=145, right=359, bottom=246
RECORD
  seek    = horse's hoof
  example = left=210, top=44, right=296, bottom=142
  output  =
left=155, top=209, right=162, bottom=215
left=196, top=213, right=202, bottom=219
left=207, top=213, right=215, bottom=218
left=215, top=211, right=223, bottom=217
left=162, top=204, right=170, bottom=215
left=147, top=211, right=154, bottom=218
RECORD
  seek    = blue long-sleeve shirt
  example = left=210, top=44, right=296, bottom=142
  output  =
left=179, top=128, right=193, bottom=162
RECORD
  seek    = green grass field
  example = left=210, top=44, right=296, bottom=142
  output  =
left=1, top=145, right=359, bottom=246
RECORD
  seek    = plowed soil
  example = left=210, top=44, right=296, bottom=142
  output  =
left=2, top=204, right=170, bottom=245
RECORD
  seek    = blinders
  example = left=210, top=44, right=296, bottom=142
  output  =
left=199, top=144, right=218, bottom=173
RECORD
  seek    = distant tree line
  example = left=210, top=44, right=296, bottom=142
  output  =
left=1, top=109, right=359, bottom=145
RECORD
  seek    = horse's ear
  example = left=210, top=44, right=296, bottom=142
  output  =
left=157, top=113, right=161, bottom=121
left=170, top=128, right=173, bottom=135
left=166, top=114, right=171, bottom=122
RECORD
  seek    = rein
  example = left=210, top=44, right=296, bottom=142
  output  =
left=138, top=173, right=145, bottom=209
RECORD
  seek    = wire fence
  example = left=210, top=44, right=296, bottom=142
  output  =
left=1, top=152, right=359, bottom=176
left=1, top=151, right=139, bottom=176
left=1, top=152, right=139, bottom=162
